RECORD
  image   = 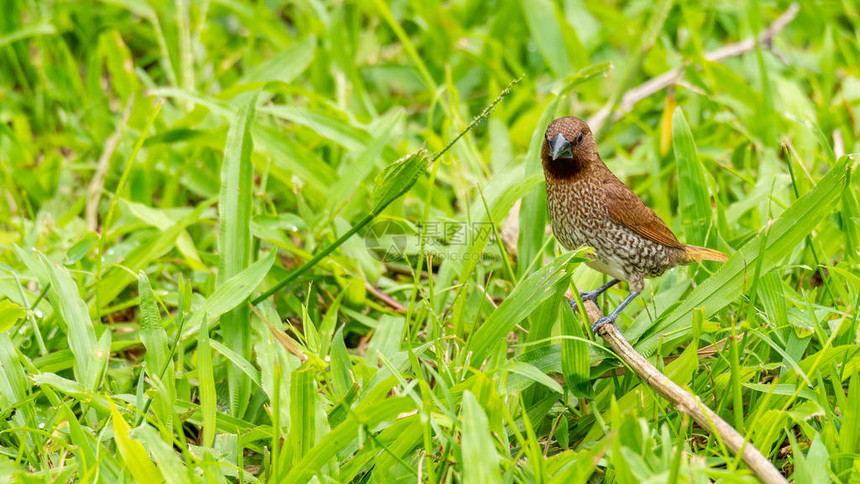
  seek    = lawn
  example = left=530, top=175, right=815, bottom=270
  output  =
left=1, top=0, right=858, bottom=482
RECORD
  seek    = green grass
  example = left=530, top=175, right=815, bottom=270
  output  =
left=1, top=1, right=859, bottom=482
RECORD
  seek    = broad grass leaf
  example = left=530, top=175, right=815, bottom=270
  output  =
left=148, top=88, right=232, bottom=117
left=138, top=272, right=168, bottom=376
left=219, top=91, right=258, bottom=418
left=521, top=0, right=572, bottom=77
left=548, top=438, right=609, bottom=483
left=329, top=327, right=354, bottom=401
left=40, top=254, right=104, bottom=391
left=132, top=426, right=194, bottom=484
left=239, top=35, right=315, bottom=84
left=467, top=251, right=577, bottom=364
left=840, top=173, right=859, bottom=259
left=57, top=401, right=102, bottom=478
left=65, top=232, right=98, bottom=265
left=837, top=371, right=860, bottom=473
left=521, top=396, right=547, bottom=482
left=0, top=300, right=26, bottom=332
left=0, top=21, right=55, bottom=48
left=517, top=96, right=559, bottom=278
left=461, top=391, right=502, bottom=484
left=283, top=396, right=416, bottom=483
left=184, top=252, right=276, bottom=338
left=91, top=199, right=214, bottom=314
left=259, top=105, right=398, bottom=160
left=254, top=125, right=335, bottom=192
left=12, top=245, right=50, bottom=286
left=582, top=340, right=699, bottom=443
left=633, top=156, right=856, bottom=354
left=31, top=374, right=108, bottom=412
left=218, top=92, right=257, bottom=276
left=282, top=365, right=317, bottom=474
left=0, top=334, right=35, bottom=430
left=197, top=317, right=216, bottom=448
left=505, top=362, right=563, bottom=394
left=121, top=200, right=204, bottom=270
left=757, top=271, right=788, bottom=329
left=97, top=30, right=139, bottom=100
left=743, top=382, right=817, bottom=402
left=560, top=302, right=591, bottom=398
left=790, top=433, right=830, bottom=484
left=109, top=403, right=163, bottom=483
left=318, top=292, right=344, bottom=356
left=208, top=339, right=262, bottom=388
left=364, top=414, right=422, bottom=479
left=137, top=271, right=175, bottom=434
left=673, top=107, right=711, bottom=248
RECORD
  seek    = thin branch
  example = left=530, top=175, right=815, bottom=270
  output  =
left=578, top=299, right=788, bottom=484
left=365, top=282, right=407, bottom=312
left=588, top=3, right=800, bottom=135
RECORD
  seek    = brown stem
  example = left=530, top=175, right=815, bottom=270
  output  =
left=365, top=282, right=407, bottom=312
left=579, top=299, right=787, bottom=484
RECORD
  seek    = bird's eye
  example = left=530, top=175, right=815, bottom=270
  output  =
left=575, top=131, right=584, bottom=145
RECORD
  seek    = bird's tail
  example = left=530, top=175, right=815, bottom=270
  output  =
left=683, top=245, right=728, bottom=263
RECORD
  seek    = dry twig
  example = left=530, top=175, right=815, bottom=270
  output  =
left=579, top=299, right=788, bottom=484
left=588, top=3, right=800, bottom=135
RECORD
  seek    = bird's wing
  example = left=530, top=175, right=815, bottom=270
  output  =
left=602, top=174, right=683, bottom=248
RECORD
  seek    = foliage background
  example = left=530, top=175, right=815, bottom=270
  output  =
left=1, top=0, right=858, bottom=482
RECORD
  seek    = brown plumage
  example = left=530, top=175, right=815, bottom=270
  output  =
left=542, top=116, right=727, bottom=331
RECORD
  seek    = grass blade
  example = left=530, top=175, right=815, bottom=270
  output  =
left=283, top=396, right=416, bottom=483
left=634, top=156, right=856, bottom=353
left=673, top=106, right=712, bottom=248
left=109, top=403, right=163, bottom=482
left=461, top=391, right=501, bottom=484
left=137, top=272, right=168, bottom=378
left=560, top=299, right=591, bottom=397
left=183, top=253, right=275, bottom=338
left=133, top=426, right=194, bottom=484
left=197, top=316, right=216, bottom=448
left=521, top=0, right=572, bottom=77
left=218, top=91, right=258, bottom=417
left=137, top=271, right=174, bottom=434
left=40, top=254, right=104, bottom=391
left=467, top=251, right=578, bottom=364
left=517, top=97, right=559, bottom=278
left=282, top=365, right=317, bottom=475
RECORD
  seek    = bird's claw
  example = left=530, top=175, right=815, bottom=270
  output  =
left=590, top=316, right=616, bottom=333
left=569, top=291, right=598, bottom=312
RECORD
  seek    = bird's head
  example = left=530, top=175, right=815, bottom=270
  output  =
left=541, top=116, right=598, bottom=179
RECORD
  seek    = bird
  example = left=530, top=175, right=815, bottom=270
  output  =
left=541, top=116, right=728, bottom=332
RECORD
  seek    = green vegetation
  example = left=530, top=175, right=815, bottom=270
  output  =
left=1, top=1, right=858, bottom=482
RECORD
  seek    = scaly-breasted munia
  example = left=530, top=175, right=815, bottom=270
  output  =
left=542, top=116, right=727, bottom=331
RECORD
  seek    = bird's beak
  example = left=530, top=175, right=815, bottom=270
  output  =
left=549, top=133, right=573, bottom=160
